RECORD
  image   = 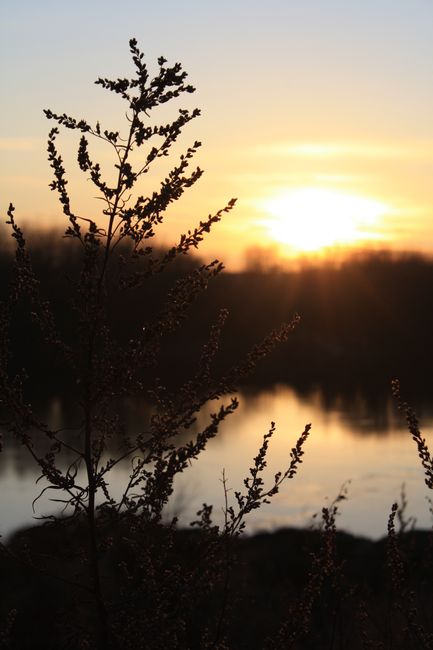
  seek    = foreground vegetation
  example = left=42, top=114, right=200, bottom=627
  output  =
left=1, top=40, right=433, bottom=649
left=4, top=518, right=433, bottom=649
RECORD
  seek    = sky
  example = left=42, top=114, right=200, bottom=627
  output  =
left=1, top=0, right=433, bottom=269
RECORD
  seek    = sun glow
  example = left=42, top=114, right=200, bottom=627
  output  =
left=263, top=188, right=389, bottom=253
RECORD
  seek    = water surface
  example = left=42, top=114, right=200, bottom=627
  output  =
left=1, top=384, right=432, bottom=539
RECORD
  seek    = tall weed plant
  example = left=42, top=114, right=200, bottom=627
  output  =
left=0, top=40, right=309, bottom=649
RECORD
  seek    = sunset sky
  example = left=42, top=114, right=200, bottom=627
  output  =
left=2, top=0, right=433, bottom=269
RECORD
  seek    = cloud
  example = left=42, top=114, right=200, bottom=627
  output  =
left=0, top=138, right=33, bottom=151
left=253, top=141, right=433, bottom=161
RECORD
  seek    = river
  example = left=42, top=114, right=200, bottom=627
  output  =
left=1, top=383, right=432, bottom=539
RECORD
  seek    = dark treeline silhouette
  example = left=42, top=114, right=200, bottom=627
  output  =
left=2, top=234, right=433, bottom=404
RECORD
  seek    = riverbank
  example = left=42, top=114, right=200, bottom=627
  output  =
left=2, top=519, right=433, bottom=648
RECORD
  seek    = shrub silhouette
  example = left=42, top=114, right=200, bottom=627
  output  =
left=4, top=38, right=433, bottom=650
left=0, top=39, right=309, bottom=649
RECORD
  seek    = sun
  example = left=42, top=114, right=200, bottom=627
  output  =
left=262, top=188, right=388, bottom=253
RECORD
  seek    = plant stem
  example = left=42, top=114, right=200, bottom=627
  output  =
left=84, top=405, right=110, bottom=649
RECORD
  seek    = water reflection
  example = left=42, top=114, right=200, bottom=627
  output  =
left=1, top=384, right=433, bottom=540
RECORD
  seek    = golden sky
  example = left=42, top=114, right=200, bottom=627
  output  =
left=2, top=0, right=433, bottom=269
